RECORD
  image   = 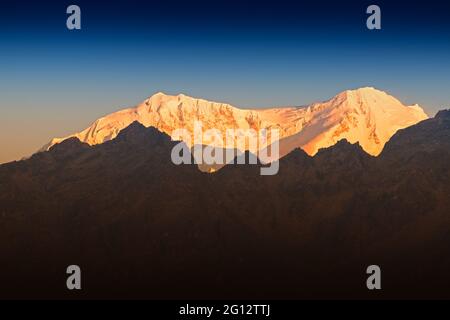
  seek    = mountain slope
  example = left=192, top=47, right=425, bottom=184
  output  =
left=276, top=87, right=428, bottom=157
left=41, top=87, right=428, bottom=158
left=1, top=110, right=449, bottom=299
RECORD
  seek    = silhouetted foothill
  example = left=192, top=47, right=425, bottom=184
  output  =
left=435, top=109, right=450, bottom=119
left=0, top=110, right=449, bottom=299
left=115, top=121, right=173, bottom=147
left=382, top=108, right=450, bottom=159
left=48, top=137, right=89, bottom=154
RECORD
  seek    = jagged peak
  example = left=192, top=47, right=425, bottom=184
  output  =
left=48, top=137, right=89, bottom=156
left=315, top=139, right=367, bottom=157
left=281, top=147, right=311, bottom=162
left=115, top=121, right=172, bottom=145
left=334, top=86, right=390, bottom=100
left=435, top=109, right=450, bottom=119
left=116, top=120, right=145, bottom=134
left=144, top=91, right=234, bottom=109
left=352, top=86, right=380, bottom=93
left=151, top=91, right=168, bottom=97
left=147, top=91, right=197, bottom=102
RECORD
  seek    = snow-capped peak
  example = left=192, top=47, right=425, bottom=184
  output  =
left=41, top=88, right=428, bottom=159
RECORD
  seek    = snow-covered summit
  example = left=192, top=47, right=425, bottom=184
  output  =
left=41, top=88, right=428, bottom=157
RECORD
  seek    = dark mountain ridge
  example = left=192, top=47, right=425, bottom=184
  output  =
left=0, top=110, right=449, bottom=299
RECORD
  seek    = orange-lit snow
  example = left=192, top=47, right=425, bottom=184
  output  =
left=41, top=87, right=428, bottom=158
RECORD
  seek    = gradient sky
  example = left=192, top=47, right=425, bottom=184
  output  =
left=1, top=0, right=450, bottom=163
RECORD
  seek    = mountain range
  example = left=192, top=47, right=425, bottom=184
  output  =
left=41, top=87, right=428, bottom=161
left=0, top=106, right=449, bottom=299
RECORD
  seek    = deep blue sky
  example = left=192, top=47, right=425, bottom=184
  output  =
left=1, top=0, right=450, bottom=163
